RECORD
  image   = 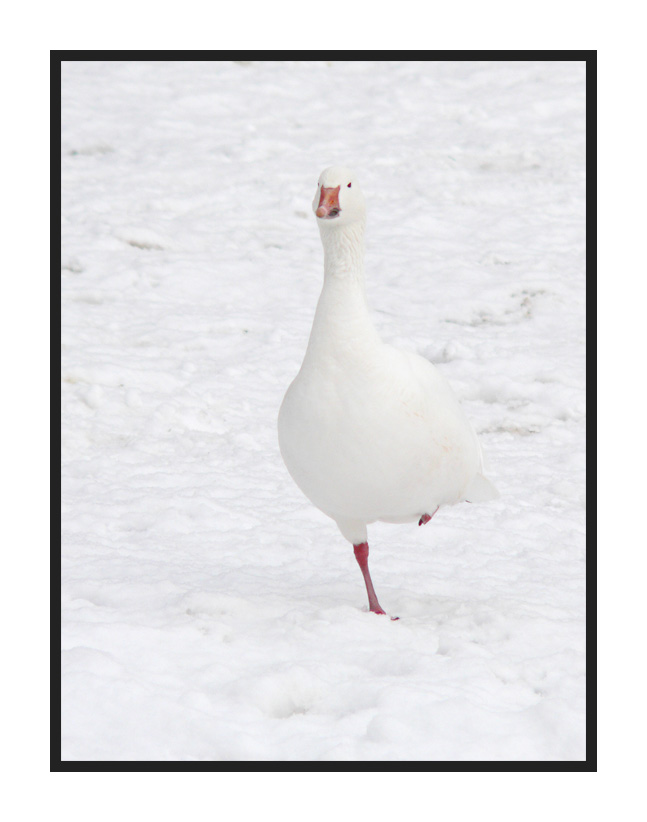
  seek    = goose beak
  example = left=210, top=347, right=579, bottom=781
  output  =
left=316, top=185, right=341, bottom=219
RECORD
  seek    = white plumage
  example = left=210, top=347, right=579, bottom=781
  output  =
left=278, top=167, right=498, bottom=615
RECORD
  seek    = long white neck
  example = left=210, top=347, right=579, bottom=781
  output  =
left=322, top=219, right=366, bottom=284
left=303, top=219, right=381, bottom=362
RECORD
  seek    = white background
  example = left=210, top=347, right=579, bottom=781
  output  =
left=1, top=5, right=634, bottom=819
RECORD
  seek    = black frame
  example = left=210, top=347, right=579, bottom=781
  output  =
left=52, top=50, right=596, bottom=772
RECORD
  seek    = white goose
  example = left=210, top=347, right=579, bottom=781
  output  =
left=278, top=167, right=498, bottom=616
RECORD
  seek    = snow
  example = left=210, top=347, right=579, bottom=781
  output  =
left=61, top=60, right=586, bottom=761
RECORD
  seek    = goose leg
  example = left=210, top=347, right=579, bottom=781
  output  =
left=353, top=542, right=392, bottom=617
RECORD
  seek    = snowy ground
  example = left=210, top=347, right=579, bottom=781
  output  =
left=61, top=60, right=586, bottom=761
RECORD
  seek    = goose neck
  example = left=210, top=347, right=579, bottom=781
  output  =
left=305, top=218, right=380, bottom=358
left=320, top=220, right=366, bottom=286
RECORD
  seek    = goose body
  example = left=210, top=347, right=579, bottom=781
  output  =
left=278, top=167, right=498, bottom=615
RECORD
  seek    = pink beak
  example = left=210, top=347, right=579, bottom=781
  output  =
left=316, top=185, right=341, bottom=218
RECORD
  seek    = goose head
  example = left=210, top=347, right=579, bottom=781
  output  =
left=313, top=167, right=366, bottom=228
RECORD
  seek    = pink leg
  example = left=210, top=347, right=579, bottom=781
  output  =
left=353, top=542, right=391, bottom=616
left=419, top=506, right=440, bottom=526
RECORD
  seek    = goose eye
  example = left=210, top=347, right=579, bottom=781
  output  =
left=347, top=183, right=352, bottom=188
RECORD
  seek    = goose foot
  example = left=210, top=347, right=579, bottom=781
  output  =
left=368, top=604, right=399, bottom=620
left=419, top=506, right=440, bottom=526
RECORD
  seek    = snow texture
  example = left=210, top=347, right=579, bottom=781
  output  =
left=61, top=60, right=586, bottom=761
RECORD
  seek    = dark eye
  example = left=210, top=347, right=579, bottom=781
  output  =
left=347, top=183, right=352, bottom=188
